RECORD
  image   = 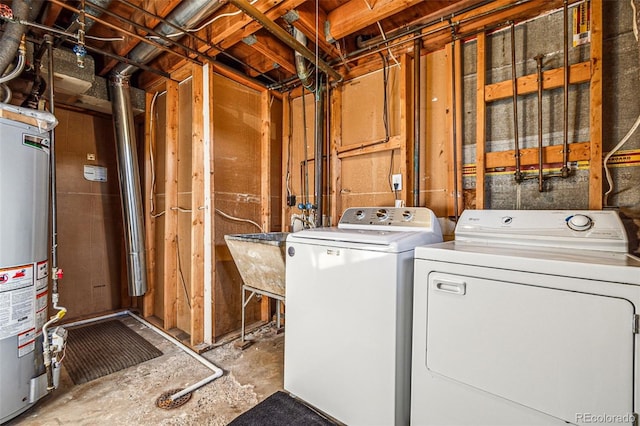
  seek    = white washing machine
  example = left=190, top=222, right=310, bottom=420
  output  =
left=285, top=207, right=443, bottom=426
left=411, top=209, right=640, bottom=426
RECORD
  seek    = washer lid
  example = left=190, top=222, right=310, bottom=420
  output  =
left=287, top=227, right=442, bottom=252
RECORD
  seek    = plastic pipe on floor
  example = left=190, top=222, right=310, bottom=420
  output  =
left=64, top=310, right=223, bottom=401
left=126, top=311, right=223, bottom=401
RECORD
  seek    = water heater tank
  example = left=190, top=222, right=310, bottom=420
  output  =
left=0, top=106, right=58, bottom=423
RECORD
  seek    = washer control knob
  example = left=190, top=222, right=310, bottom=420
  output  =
left=376, top=209, right=389, bottom=221
left=402, top=210, right=413, bottom=221
left=567, top=214, right=593, bottom=231
left=355, top=210, right=365, bottom=220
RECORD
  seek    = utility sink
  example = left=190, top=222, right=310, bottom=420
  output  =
left=224, top=232, right=288, bottom=297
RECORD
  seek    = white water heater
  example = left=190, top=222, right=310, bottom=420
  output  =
left=0, top=105, right=59, bottom=423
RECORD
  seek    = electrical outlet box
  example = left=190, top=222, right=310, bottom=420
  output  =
left=392, top=174, right=402, bottom=191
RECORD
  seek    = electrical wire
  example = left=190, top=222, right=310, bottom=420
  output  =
left=149, top=91, right=166, bottom=218
left=632, top=0, right=639, bottom=41
left=215, top=208, right=264, bottom=232
left=380, top=52, right=390, bottom=144
left=603, top=0, right=640, bottom=206
left=175, top=235, right=191, bottom=309
left=157, top=0, right=259, bottom=39
left=363, top=0, right=399, bottom=66
left=604, top=113, right=640, bottom=206
left=85, top=34, right=124, bottom=42
left=388, top=150, right=395, bottom=192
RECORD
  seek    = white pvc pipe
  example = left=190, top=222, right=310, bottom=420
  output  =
left=127, top=311, right=223, bottom=401
left=63, top=310, right=223, bottom=401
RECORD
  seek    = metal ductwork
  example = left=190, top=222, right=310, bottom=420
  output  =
left=110, top=74, right=147, bottom=296
left=113, top=0, right=223, bottom=77
left=293, top=28, right=314, bottom=90
left=109, top=0, right=224, bottom=296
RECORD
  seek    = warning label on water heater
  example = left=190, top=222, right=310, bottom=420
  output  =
left=0, top=265, right=35, bottom=349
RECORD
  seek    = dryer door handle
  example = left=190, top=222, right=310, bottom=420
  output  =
left=433, top=279, right=466, bottom=295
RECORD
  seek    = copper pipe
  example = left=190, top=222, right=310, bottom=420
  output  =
left=511, top=23, right=523, bottom=183
left=535, top=53, right=545, bottom=192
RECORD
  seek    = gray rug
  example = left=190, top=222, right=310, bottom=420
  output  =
left=64, top=319, right=163, bottom=385
left=228, top=391, right=338, bottom=426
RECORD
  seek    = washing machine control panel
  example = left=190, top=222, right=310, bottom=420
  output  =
left=339, top=207, right=438, bottom=231
left=455, top=209, right=628, bottom=253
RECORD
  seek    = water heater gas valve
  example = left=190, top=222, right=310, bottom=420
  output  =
left=50, top=326, right=68, bottom=361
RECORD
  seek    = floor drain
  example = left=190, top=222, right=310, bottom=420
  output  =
left=156, top=388, right=192, bottom=409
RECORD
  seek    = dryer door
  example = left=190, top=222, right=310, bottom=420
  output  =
left=425, top=272, right=634, bottom=425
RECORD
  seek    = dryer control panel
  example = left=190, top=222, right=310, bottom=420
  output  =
left=455, top=209, right=629, bottom=253
left=339, top=207, right=440, bottom=232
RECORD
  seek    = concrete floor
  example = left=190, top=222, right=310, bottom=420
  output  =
left=8, top=315, right=284, bottom=426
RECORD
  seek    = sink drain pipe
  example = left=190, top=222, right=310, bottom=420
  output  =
left=64, top=310, right=223, bottom=401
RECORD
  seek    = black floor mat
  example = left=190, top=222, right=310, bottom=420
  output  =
left=64, top=319, right=163, bottom=385
left=228, top=391, right=338, bottom=426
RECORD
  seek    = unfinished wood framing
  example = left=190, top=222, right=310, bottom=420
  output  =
left=190, top=64, right=205, bottom=345
left=423, top=48, right=455, bottom=217
left=132, top=0, right=609, bottom=349
left=329, top=85, right=342, bottom=222
left=336, top=62, right=405, bottom=210
left=589, top=0, right=603, bottom=209
left=143, top=91, right=158, bottom=317
left=212, top=72, right=264, bottom=338
left=163, top=79, right=179, bottom=331
left=474, top=2, right=603, bottom=209
left=260, top=90, right=271, bottom=321
left=281, top=93, right=292, bottom=231
left=454, top=39, right=464, bottom=217
left=475, top=32, right=487, bottom=209
left=485, top=61, right=591, bottom=101
left=141, top=65, right=281, bottom=346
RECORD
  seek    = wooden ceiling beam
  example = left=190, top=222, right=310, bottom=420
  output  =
left=325, top=0, right=425, bottom=42
left=41, top=1, right=65, bottom=28
left=215, top=0, right=307, bottom=52
left=143, top=0, right=304, bottom=82
left=418, top=0, right=577, bottom=51
left=289, top=2, right=337, bottom=59
left=230, top=43, right=286, bottom=78
left=98, top=0, right=183, bottom=76
left=243, top=32, right=297, bottom=74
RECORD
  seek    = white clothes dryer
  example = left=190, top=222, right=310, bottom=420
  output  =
left=411, top=209, right=640, bottom=426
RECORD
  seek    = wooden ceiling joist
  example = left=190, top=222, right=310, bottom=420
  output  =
left=141, top=0, right=304, bottom=85
left=289, top=2, right=336, bottom=59
left=96, top=0, right=183, bottom=76
left=325, top=0, right=425, bottom=42
left=243, top=32, right=297, bottom=74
